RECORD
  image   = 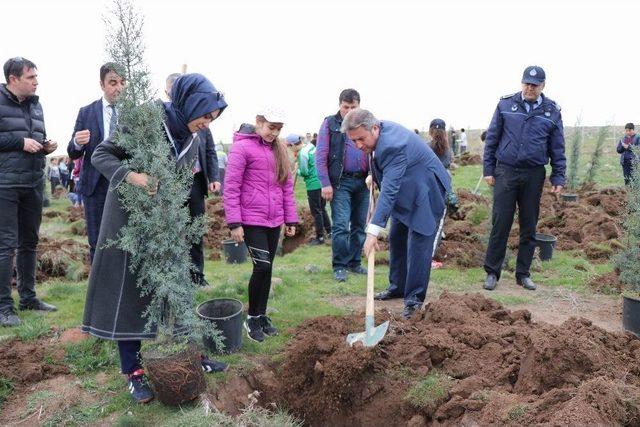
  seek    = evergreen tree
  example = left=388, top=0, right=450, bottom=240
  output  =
left=582, top=126, right=609, bottom=187
left=103, top=0, right=221, bottom=348
left=566, top=119, right=582, bottom=192
left=615, top=146, right=640, bottom=294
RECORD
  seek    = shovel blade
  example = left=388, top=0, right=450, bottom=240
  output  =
left=346, top=320, right=389, bottom=347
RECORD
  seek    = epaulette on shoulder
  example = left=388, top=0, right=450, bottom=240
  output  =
left=500, top=92, right=518, bottom=100
left=544, top=97, right=561, bottom=112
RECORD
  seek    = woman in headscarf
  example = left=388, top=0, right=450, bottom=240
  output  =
left=81, top=74, right=227, bottom=404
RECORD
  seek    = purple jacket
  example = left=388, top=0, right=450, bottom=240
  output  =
left=224, top=131, right=298, bottom=227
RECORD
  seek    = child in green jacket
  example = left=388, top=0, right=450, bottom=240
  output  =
left=286, top=134, right=331, bottom=245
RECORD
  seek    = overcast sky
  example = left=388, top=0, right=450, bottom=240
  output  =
left=2, top=0, right=638, bottom=155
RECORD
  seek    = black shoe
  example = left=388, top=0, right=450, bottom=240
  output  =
left=374, top=289, right=402, bottom=301
left=334, top=269, right=348, bottom=282
left=127, top=370, right=154, bottom=403
left=259, top=315, right=278, bottom=337
left=19, top=299, right=57, bottom=312
left=403, top=304, right=419, bottom=319
left=308, top=237, right=324, bottom=246
left=244, top=317, right=265, bottom=343
left=516, top=277, right=537, bottom=291
left=200, top=277, right=210, bottom=287
left=349, top=265, right=367, bottom=275
left=0, top=309, right=20, bottom=327
left=483, top=274, right=498, bottom=291
left=201, top=355, right=229, bottom=373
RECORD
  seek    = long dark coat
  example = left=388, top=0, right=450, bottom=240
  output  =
left=81, top=127, right=199, bottom=340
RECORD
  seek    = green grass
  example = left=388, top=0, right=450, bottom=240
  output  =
left=488, top=294, right=533, bottom=306
left=0, top=377, right=14, bottom=406
left=507, top=404, right=529, bottom=421
left=405, top=372, right=453, bottom=411
left=13, top=315, right=52, bottom=341
left=65, top=339, right=118, bottom=375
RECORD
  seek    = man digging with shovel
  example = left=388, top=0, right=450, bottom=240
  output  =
left=343, top=109, right=451, bottom=320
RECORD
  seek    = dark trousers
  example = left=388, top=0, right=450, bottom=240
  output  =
left=49, top=177, right=60, bottom=195
left=330, top=175, right=369, bottom=270
left=117, top=340, right=142, bottom=374
left=387, top=217, right=440, bottom=307
left=307, top=189, right=331, bottom=239
left=84, top=178, right=109, bottom=263
left=484, top=164, right=546, bottom=280
left=188, top=173, right=207, bottom=281
left=0, top=184, right=43, bottom=311
left=60, top=173, right=69, bottom=189
left=623, top=162, right=633, bottom=186
left=244, top=225, right=280, bottom=316
left=218, top=168, right=225, bottom=196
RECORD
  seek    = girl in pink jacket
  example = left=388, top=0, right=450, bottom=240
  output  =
left=224, top=108, right=298, bottom=343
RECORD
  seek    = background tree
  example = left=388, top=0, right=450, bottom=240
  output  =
left=582, top=125, right=610, bottom=188
left=565, top=118, right=582, bottom=192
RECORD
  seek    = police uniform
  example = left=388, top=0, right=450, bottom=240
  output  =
left=482, top=66, right=566, bottom=289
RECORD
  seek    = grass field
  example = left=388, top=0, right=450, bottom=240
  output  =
left=0, top=126, right=626, bottom=425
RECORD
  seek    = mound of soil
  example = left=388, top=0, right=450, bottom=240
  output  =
left=588, top=271, right=625, bottom=294
left=458, top=152, right=482, bottom=166
left=0, top=338, right=68, bottom=387
left=66, top=205, right=85, bottom=222
left=436, top=186, right=628, bottom=268
left=37, top=236, right=90, bottom=282
left=262, top=292, right=640, bottom=426
left=434, top=189, right=488, bottom=268
left=203, top=198, right=316, bottom=257
left=203, top=198, right=229, bottom=253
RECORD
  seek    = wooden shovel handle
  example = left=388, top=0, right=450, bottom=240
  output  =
left=366, top=248, right=375, bottom=317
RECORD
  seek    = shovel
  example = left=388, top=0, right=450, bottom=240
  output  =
left=346, top=247, right=390, bottom=347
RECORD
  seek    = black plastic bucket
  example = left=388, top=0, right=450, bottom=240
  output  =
left=222, top=240, right=248, bottom=264
left=622, top=295, right=640, bottom=336
left=197, top=298, right=244, bottom=354
left=535, top=233, right=557, bottom=261
left=561, top=193, right=578, bottom=202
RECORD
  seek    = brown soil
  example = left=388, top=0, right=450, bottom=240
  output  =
left=588, top=271, right=625, bottom=294
left=36, top=236, right=90, bottom=282
left=204, top=198, right=317, bottom=257
left=0, top=338, right=68, bottom=387
left=458, top=152, right=482, bottom=166
left=52, top=186, right=66, bottom=199
left=256, top=292, right=640, bottom=426
left=436, top=187, right=628, bottom=268
left=66, top=205, right=85, bottom=222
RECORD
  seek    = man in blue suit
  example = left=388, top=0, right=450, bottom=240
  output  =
left=166, top=73, right=220, bottom=286
left=343, top=109, right=451, bottom=318
left=67, top=63, right=125, bottom=263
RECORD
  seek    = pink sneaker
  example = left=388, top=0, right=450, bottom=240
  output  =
left=431, top=261, right=443, bottom=269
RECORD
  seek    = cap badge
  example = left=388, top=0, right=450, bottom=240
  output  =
left=529, top=68, right=537, bottom=76
left=511, top=105, right=518, bottom=111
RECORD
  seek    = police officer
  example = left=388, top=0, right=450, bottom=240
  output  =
left=482, top=65, right=566, bottom=291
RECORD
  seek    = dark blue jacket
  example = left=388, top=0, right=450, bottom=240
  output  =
left=325, top=112, right=346, bottom=186
left=371, top=121, right=451, bottom=237
left=483, top=92, right=566, bottom=186
left=67, top=99, right=106, bottom=197
left=616, top=134, right=640, bottom=165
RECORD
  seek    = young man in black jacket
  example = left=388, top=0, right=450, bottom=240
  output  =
left=0, top=57, right=58, bottom=327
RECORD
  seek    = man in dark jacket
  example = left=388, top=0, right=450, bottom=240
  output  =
left=616, top=123, right=640, bottom=186
left=166, top=73, right=220, bottom=286
left=482, top=65, right=566, bottom=292
left=315, top=89, right=369, bottom=282
left=0, top=57, right=58, bottom=327
left=67, top=63, right=125, bottom=262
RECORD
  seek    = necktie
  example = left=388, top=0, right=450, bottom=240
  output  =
left=108, top=104, right=118, bottom=137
